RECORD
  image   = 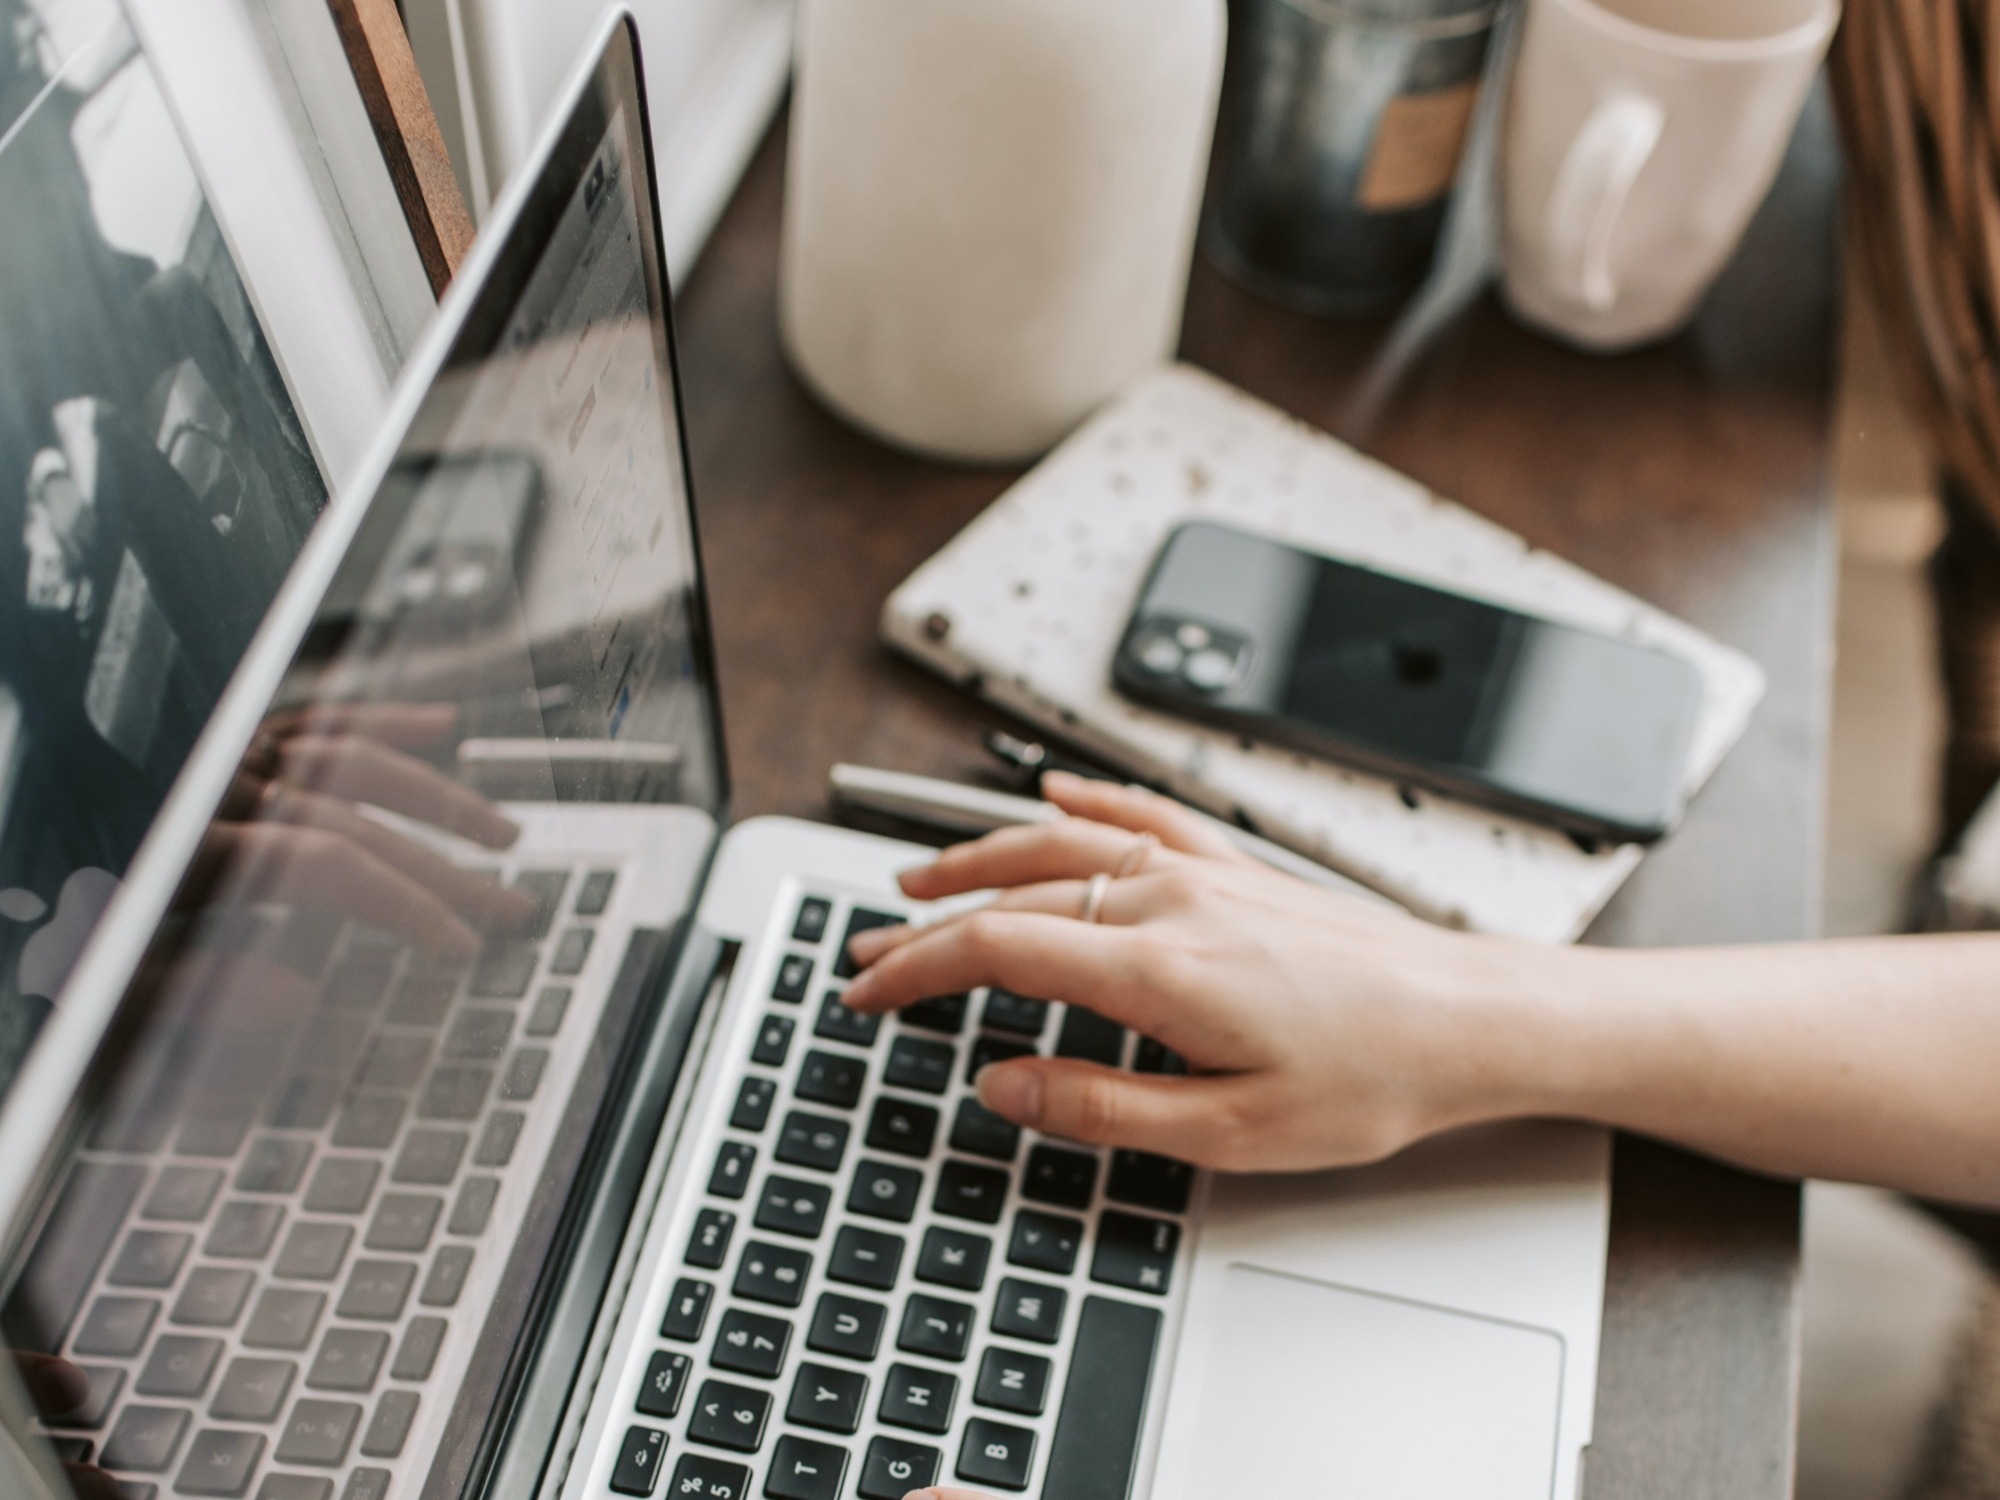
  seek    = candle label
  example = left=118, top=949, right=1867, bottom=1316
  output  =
left=1358, top=81, right=1480, bottom=211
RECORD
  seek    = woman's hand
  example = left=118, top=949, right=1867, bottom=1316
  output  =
left=843, top=772, right=1578, bottom=1173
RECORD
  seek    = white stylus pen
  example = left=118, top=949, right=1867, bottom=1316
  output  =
left=827, top=763, right=1396, bottom=906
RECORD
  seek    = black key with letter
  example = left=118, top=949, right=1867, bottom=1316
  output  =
left=878, top=1364, right=955, bottom=1434
left=897, top=1293, right=973, bottom=1361
left=766, top=1434, right=848, bottom=1500
left=897, top=994, right=968, bottom=1035
left=859, top=1435, right=940, bottom=1499
left=792, top=897, right=831, bottom=943
left=1091, top=1210, right=1180, bottom=1295
left=751, top=1016, right=795, bottom=1068
left=711, top=1307, right=790, bottom=1379
left=882, top=1036, right=954, bottom=1095
left=981, top=989, right=1048, bottom=1038
left=807, top=1292, right=885, bottom=1360
left=785, top=1361, right=868, bottom=1434
left=964, top=1035, right=1033, bottom=1085
left=667, top=1454, right=749, bottom=1499
left=865, top=1097, right=938, bottom=1158
left=957, top=1418, right=1035, bottom=1492
left=708, top=1142, right=756, bottom=1201
left=834, top=908, right=903, bottom=978
left=916, top=1227, right=990, bottom=1291
left=776, top=1111, right=849, bottom=1173
left=846, top=1160, right=922, bottom=1223
left=610, top=1424, right=667, bottom=1495
left=1106, top=1150, right=1194, bottom=1215
left=730, top=1077, right=778, bottom=1132
left=772, top=954, right=813, bottom=1004
left=661, top=1279, right=714, bottom=1341
left=1054, top=1007, right=1126, bottom=1066
left=176, top=1428, right=264, bottom=1495
left=687, top=1379, right=770, bottom=1453
left=796, top=1050, right=865, bottom=1109
left=686, top=1210, right=734, bottom=1270
left=948, top=1099, right=1019, bottom=1163
left=827, top=1225, right=903, bottom=1290
left=1042, top=1297, right=1162, bottom=1500
left=934, top=1160, right=1009, bottom=1224
left=992, top=1277, right=1066, bottom=1343
left=1022, top=1145, right=1097, bottom=1210
left=1008, top=1214, right=1080, bottom=1279
left=734, top=1240, right=812, bottom=1307
left=755, top=1176, right=831, bottom=1239
left=636, top=1352, right=691, bottom=1418
left=814, top=992, right=879, bottom=1047
left=975, top=1347, right=1052, bottom=1416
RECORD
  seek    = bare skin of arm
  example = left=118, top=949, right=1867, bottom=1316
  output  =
left=842, top=771, right=2000, bottom=1212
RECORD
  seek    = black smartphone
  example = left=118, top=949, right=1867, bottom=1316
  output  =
left=1111, top=521, right=1705, bottom=843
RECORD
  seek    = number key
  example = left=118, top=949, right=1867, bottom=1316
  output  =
left=667, top=1454, right=751, bottom=1499
left=710, top=1308, right=791, bottom=1379
left=733, top=1240, right=813, bottom=1308
left=846, top=1161, right=922, bottom=1223
left=686, top=1379, right=770, bottom=1453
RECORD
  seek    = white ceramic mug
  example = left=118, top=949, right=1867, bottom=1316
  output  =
left=1500, top=0, right=1838, bottom=351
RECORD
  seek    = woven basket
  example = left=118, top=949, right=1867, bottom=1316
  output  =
left=1834, top=0, right=2000, bottom=521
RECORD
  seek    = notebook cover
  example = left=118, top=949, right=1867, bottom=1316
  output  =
left=881, top=364, right=1764, bottom=941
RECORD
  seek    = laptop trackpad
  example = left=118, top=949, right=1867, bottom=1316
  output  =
left=1185, top=1265, right=1565, bottom=1498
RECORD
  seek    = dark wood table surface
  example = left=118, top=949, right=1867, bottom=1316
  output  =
left=672, top=89, right=1843, bottom=1500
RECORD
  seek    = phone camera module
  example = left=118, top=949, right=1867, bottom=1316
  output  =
left=1133, top=626, right=1186, bottom=676
left=1182, top=648, right=1239, bottom=691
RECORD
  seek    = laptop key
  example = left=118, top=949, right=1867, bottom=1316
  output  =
left=882, top=1036, right=953, bottom=1095
left=340, top=1472, right=389, bottom=1500
left=210, top=1357, right=296, bottom=1422
left=981, top=989, right=1049, bottom=1038
left=44, top=1364, right=122, bottom=1428
left=255, top=1478, right=331, bottom=1500
left=1008, top=1210, right=1082, bottom=1275
left=792, top=896, right=831, bottom=943
left=1022, top=1145, right=1097, bottom=1210
left=898, top=994, right=968, bottom=1035
left=834, top=908, right=902, bottom=978
left=336, top=1260, right=415, bottom=1321
left=358, top=1033, right=431, bottom=1090
left=709, top=1142, right=757, bottom=1200
left=807, top=1292, right=886, bottom=1360
left=772, top=954, right=814, bottom=1004
left=468, top=941, right=537, bottom=999
left=710, top=1307, right=790, bottom=1379
left=393, top=1317, right=448, bottom=1381
left=661, top=1278, right=714, bottom=1341
left=109, top=1229, right=191, bottom=1288
left=775, top=1111, right=849, bottom=1172
left=956, top=1417, right=1035, bottom=1491
left=172, top=1269, right=253, bottom=1328
left=733, top=1240, right=812, bottom=1307
left=207, top=1200, right=285, bottom=1259
left=897, top=1293, right=974, bottom=1361
left=475, top=1110, right=525, bottom=1167
left=878, top=1363, right=955, bottom=1434
left=511, top=870, right=570, bottom=939
left=767, top=1434, right=848, bottom=1500
left=751, top=1016, right=795, bottom=1068
left=975, top=1347, right=1052, bottom=1416
left=576, top=869, right=618, bottom=916
left=609, top=1424, right=668, bottom=1495
left=366, top=1192, right=441, bottom=1253
left=101, top=1405, right=190, bottom=1472
left=276, top=1221, right=352, bottom=1281
left=785, top=1362, right=867, bottom=1434
left=1054, top=1007, right=1126, bottom=1067
left=1106, top=1149, right=1195, bottom=1215
left=686, top=1209, right=735, bottom=1270
left=965, top=1035, right=1033, bottom=1084
left=361, top=1389, right=419, bottom=1458
left=846, top=1160, right=921, bottom=1223
left=1042, top=1295, right=1162, bottom=1500
left=178, top=1429, right=267, bottom=1497
left=236, top=1137, right=315, bottom=1194
left=755, top=1175, right=831, bottom=1239
left=274, top=1398, right=361, bottom=1467
left=636, top=1351, right=693, bottom=1418
left=143, top=1165, right=224, bottom=1222
left=667, top=1454, right=751, bottom=1499
left=992, top=1276, right=1066, bottom=1343
left=1091, top=1210, right=1179, bottom=1295
left=865, top=1097, right=937, bottom=1158
left=916, top=1226, right=990, bottom=1291
left=859, top=1435, right=941, bottom=1499
left=934, top=1159, right=1009, bottom=1224
left=246, top=1288, right=326, bottom=1349
left=949, top=1099, right=1020, bottom=1163
left=422, top=1065, right=494, bottom=1120
left=686, top=1378, right=770, bottom=1452
left=443, top=1008, right=512, bottom=1062
left=451, top=1175, right=499, bottom=1236
left=826, top=1225, right=903, bottom=1290
left=551, top=927, right=594, bottom=976
left=307, top=1328, right=389, bottom=1392
left=136, top=1334, right=223, bottom=1397
left=525, top=985, right=571, bottom=1037
left=303, top=1157, right=379, bottom=1214
left=731, top=1077, right=777, bottom=1133
left=331, top=1093, right=406, bottom=1149
left=796, top=1050, right=864, bottom=1109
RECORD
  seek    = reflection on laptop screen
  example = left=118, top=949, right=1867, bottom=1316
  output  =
left=0, top=0, right=329, bottom=1102
left=1, top=25, right=726, bottom=1500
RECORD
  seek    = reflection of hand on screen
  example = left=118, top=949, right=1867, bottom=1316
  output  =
left=11, top=1352, right=117, bottom=1500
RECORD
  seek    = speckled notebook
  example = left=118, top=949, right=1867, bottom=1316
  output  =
left=881, top=364, right=1764, bottom=942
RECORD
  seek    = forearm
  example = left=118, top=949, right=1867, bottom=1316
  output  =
left=1483, top=933, right=2000, bottom=1207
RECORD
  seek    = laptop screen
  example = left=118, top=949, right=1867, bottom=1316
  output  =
left=1, top=22, right=728, bottom=1498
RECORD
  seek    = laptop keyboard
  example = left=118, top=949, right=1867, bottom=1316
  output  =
left=599, top=892, right=1193, bottom=1499
left=24, top=859, right=623, bottom=1500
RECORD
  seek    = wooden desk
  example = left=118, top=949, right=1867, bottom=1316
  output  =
left=673, top=94, right=1841, bottom=1500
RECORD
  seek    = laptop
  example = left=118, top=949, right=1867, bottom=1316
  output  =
left=0, top=15, right=1612, bottom=1500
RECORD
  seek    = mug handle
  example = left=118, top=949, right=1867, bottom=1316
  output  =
left=1546, top=92, right=1665, bottom=312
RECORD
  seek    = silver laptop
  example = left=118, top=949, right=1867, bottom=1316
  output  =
left=0, top=16, right=1611, bottom=1500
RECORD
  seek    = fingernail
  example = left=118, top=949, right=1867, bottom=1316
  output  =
left=1040, top=769, right=1083, bottom=792
left=976, top=1064, right=1043, bottom=1126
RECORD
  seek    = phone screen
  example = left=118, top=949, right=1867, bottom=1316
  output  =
left=1113, top=522, right=1704, bottom=840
